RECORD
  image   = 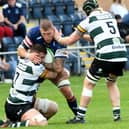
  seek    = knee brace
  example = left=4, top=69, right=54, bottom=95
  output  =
left=34, top=98, right=58, bottom=114
left=34, top=98, right=50, bottom=113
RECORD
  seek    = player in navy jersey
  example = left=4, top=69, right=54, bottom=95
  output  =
left=17, top=19, right=78, bottom=121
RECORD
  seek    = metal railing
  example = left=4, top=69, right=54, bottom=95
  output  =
left=0, top=43, right=129, bottom=75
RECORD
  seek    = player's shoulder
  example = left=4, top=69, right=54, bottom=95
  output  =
left=33, top=63, right=45, bottom=75
left=29, top=26, right=40, bottom=35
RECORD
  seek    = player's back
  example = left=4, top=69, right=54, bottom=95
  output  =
left=79, top=9, right=127, bottom=62
left=7, top=58, right=45, bottom=104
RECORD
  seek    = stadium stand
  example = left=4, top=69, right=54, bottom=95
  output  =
left=1, top=36, right=23, bottom=79
left=40, top=0, right=50, bottom=5
left=0, top=0, right=97, bottom=80
left=46, top=15, right=62, bottom=30
left=57, top=14, right=73, bottom=36
left=69, top=13, right=82, bottom=26
left=43, top=3, right=54, bottom=16
left=31, top=3, right=42, bottom=24
left=54, top=2, right=65, bottom=15
left=65, top=0, right=75, bottom=14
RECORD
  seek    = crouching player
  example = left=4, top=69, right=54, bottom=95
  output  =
left=1, top=44, right=58, bottom=128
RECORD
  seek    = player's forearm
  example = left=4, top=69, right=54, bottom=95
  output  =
left=56, top=36, right=74, bottom=45
left=17, top=47, right=28, bottom=58
left=4, top=18, right=13, bottom=26
left=44, top=63, right=61, bottom=73
left=56, top=31, right=81, bottom=45
left=44, top=61, right=63, bottom=73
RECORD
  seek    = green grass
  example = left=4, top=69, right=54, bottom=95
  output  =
left=0, top=71, right=129, bottom=129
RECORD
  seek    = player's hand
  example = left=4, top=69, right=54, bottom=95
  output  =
left=28, top=52, right=42, bottom=64
left=54, top=27, right=62, bottom=41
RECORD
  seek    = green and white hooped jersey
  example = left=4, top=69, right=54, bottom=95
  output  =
left=77, top=9, right=127, bottom=62
left=7, top=58, right=45, bottom=105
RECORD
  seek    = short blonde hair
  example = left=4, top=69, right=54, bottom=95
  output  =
left=40, top=19, right=54, bottom=31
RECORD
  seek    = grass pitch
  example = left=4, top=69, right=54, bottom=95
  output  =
left=0, top=71, right=129, bottom=129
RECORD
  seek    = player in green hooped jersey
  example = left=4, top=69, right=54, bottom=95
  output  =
left=54, top=0, right=127, bottom=124
left=0, top=44, right=58, bottom=127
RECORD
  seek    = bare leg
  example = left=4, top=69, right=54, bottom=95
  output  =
left=60, top=86, right=78, bottom=115
left=106, top=80, right=121, bottom=121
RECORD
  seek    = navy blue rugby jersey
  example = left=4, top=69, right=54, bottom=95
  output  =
left=23, top=26, right=66, bottom=54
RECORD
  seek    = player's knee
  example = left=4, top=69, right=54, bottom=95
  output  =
left=34, top=98, right=58, bottom=116
left=48, top=101, right=58, bottom=115
left=30, top=114, right=48, bottom=126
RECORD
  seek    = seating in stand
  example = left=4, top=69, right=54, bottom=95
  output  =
left=69, top=13, right=82, bottom=26
left=46, top=15, right=62, bottom=30
left=50, top=0, right=66, bottom=15
left=13, top=36, right=24, bottom=47
left=63, top=0, right=73, bottom=3
left=2, top=37, right=14, bottom=52
left=28, top=0, right=43, bottom=23
left=65, top=1, right=75, bottom=14
left=2, top=37, right=17, bottom=60
left=40, top=0, right=50, bottom=5
left=58, top=14, right=73, bottom=36
left=1, top=37, right=18, bottom=79
left=62, top=23, right=73, bottom=36
left=58, top=14, right=71, bottom=24
left=43, top=3, right=54, bottom=16
left=28, top=0, right=38, bottom=7
left=51, top=0, right=64, bottom=4
left=31, top=3, right=43, bottom=24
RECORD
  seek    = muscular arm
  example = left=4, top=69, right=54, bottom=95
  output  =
left=55, top=29, right=93, bottom=45
left=17, top=46, right=28, bottom=58
left=55, top=30, right=81, bottom=45
left=17, top=45, right=42, bottom=64
left=44, top=58, right=64, bottom=73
